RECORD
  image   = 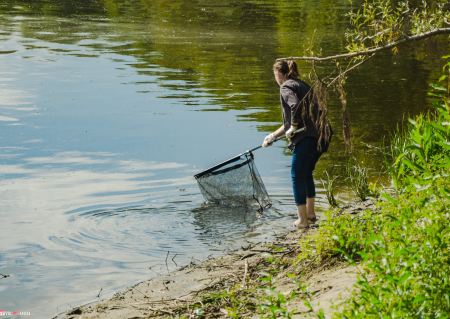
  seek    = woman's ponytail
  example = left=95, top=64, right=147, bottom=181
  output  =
left=286, top=60, right=300, bottom=79
left=273, top=60, right=300, bottom=80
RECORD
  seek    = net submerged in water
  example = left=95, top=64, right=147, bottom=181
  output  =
left=194, top=152, right=271, bottom=210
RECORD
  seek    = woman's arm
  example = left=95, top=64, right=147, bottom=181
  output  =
left=262, top=125, right=285, bottom=147
left=273, top=125, right=286, bottom=138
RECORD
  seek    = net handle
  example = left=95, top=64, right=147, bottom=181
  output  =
left=247, top=127, right=305, bottom=153
left=194, top=127, right=305, bottom=179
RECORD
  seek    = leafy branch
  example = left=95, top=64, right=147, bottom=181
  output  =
left=277, top=27, right=450, bottom=62
left=278, top=1, right=450, bottom=62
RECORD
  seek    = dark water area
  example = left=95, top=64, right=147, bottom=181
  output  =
left=0, top=0, right=448, bottom=317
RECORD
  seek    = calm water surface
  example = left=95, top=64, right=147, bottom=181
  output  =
left=0, top=0, right=447, bottom=317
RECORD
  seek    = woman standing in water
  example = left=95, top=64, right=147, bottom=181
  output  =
left=262, top=60, right=332, bottom=229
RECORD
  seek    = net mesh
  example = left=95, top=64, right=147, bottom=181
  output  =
left=194, top=152, right=271, bottom=210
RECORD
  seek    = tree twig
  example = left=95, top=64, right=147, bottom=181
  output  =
left=242, top=260, right=249, bottom=289
left=172, top=253, right=178, bottom=267
left=97, top=287, right=102, bottom=299
left=131, top=286, right=149, bottom=297
left=130, top=304, right=174, bottom=314
left=149, top=262, right=162, bottom=275
left=277, top=28, right=450, bottom=62
left=327, top=54, right=376, bottom=87
left=148, top=307, right=174, bottom=315
left=312, top=61, right=324, bottom=85
left=165, top=251, right=170, bottom=274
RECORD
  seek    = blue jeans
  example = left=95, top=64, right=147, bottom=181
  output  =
left=291, top=137, right=322, bottom=205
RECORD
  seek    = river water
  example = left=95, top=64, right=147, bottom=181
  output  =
left=0, top=0, right=447, bottom=318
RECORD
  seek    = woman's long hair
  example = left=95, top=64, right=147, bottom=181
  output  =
left=273, top=60, right=300, bottom=80
left=273, top=60, right=332, bottom=151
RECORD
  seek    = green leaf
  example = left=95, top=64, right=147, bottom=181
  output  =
left=436, top=142, right=450, bottom=150
left=303, top=301, right=314, bottom=310
left=428, top=92, right=445, bottom=98
left=264, top=288, right=277, bottom=296
left=406, top=157, right=427, bottom=172
left=439, top=75, right=447, bottom=82
left=270, top=305, right=282, bottom=312
left=401, top=157, right=415, bottom=171
left=394, top=153, right=404, bottom=165
left=431, top=100, right=445, bottom=109
left=398, top=272, right=412, bottom=285
left=397, top=164, right=405, bottom=178
left=385, top=214, right=398, bottom=221
left=382, top=193, right=398, bottom=205
left=416, top=184, right=432, bottom=192
left=290, top=290, right=296, bottom=298
left=413, top=295, right=426, bottom=304
left=406, top=145, right=426, bottom=163
left=430, top=83, right=447, bottom=91
left=370, top=298, right=382, bottom=305
left=429, top=121, right=446, bottom=133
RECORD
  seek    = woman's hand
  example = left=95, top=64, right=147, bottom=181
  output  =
left=286, top=124, right=298, bottom=139
left=262, top=133, right=275, bottom=147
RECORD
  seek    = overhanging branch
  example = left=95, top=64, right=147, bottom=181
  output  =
left=277, top=28, right=450, bottom=62
left=327, top=53, right=375, bottom=87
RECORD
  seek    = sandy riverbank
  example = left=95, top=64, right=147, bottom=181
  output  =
left=53, top=201, right=376, bottom=319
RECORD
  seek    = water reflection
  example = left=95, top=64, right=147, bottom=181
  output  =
left=0, top=150, right=197, bottom=315
left=191, top=204, right=262, bottom=247
left=0, top=0, right=443, bottom=162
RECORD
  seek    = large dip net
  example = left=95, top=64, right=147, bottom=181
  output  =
left=194, top=152, right=271, bottom=210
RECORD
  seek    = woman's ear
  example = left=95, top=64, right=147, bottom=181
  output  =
left=277, top=72, right=284, bottom=84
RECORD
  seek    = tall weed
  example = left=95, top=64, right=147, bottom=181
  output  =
left=345, top=156, right=374, bottom=201
left=320, top=168, right=340, bottom=207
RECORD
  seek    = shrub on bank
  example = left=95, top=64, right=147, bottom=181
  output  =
left=303, top=63, right=450, bottom=318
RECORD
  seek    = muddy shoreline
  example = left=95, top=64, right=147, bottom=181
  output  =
left=51, top=209, right=371, bottom=319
